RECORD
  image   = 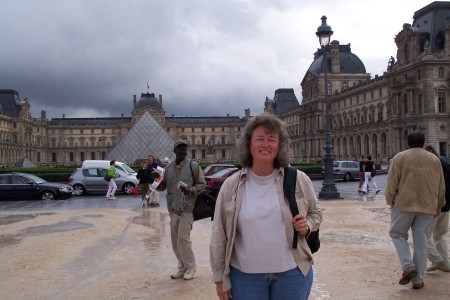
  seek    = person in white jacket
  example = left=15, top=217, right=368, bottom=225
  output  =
left=210, top=113, right=322, bottom=300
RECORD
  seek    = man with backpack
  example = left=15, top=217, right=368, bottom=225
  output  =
left=157, top=140, right=205, bottom=281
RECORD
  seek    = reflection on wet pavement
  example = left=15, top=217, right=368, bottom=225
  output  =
left=0, top=217, right=95, bottom=247
left=133, top=210, right=173, bottom=262
left=0, top=233, right=21, bottom=246
left=29, top=220, right=94, bottom=234
left=0, top=212, right=55, bottom=225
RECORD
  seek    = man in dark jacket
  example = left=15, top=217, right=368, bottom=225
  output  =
left=358, top=155, right=365, bottom=192
left=424, top=145, right=450, bottom=272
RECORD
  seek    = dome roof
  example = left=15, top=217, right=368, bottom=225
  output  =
left=135, top=93, right=162, bottom=110
left=308, top=44, right=366, bottom=75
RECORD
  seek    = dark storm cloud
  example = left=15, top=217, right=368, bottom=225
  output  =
left=0, top=0, right=431, bottom=119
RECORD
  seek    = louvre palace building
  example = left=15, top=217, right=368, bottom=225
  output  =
left=1, top=1, right=450, bottom=167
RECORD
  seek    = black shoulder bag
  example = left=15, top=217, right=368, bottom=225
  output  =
left=283, top=166, right=320, bottom=253
left=189, top=161, right=216, bottom=221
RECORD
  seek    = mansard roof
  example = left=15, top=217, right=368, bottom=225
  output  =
left=266, top=88, right=300, bottom=115
left=48, top=117, right=131, bottom=126
left=165, top=116, right=245, bottom=125
left=0, top=89, right=22, bottom=117
left=412, top=1, right=450, bottom=52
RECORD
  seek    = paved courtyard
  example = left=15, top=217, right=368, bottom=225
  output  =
left=0, top=174, right=449, bottom=299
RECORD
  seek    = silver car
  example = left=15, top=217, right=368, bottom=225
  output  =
left=68, top=167, right=139, bottom=195
left=322, top=160, right=360, bottom=181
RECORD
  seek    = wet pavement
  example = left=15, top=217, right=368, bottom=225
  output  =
left=3, top=173, right=448, bottom=299
left=0, top=173, right=388, bottom=212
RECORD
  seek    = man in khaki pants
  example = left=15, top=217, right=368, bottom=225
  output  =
left=157, top=140, right=205, bottom=280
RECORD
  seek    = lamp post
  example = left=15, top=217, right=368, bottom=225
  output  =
left=317, top=16, right=340, bottom=199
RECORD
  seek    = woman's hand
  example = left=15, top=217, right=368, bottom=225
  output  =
left=292, top=214, right=309, bottom=236
left=215, top=282, right=232, bottom=300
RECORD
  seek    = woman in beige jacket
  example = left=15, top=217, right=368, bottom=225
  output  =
left=210, top=113, right=322, bottom=300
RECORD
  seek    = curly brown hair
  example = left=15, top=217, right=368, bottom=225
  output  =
left=237, top=112, right=290, bottom=168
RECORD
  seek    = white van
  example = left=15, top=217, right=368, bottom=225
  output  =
left=81, top=160, right=137, bottom=175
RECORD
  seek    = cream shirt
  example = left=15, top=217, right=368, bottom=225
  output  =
left=230, top=169, right=297, bottom=273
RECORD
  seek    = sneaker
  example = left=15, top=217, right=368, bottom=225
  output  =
left=399, top=265, right=417, bottom=285
left=170, top=270, right=186, bottom=279
left=412, top=281, right=424, bottom=290
left=183, top=268, right=196, bottom=280
left=438, top=262, right=450, bottom=272
left=153, top=203, right=160, bottom=207
left=110, top=197, right=117, bottom=200
left=426, top=262, right=442, bottom=272
left=376, top=190, right=380, bottom=194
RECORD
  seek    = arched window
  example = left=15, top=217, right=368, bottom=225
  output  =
left=327, top=81, right=332, bottom=95
left=438, top=67, right=445, bottom=78
left=342, top=81, right=349, bottom=91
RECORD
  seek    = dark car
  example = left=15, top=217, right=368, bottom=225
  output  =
left=0, top=172, right=73, bottom=201
left=203, top=164, right=235, bottom=177
left=205, top=167, right=239, bottom=196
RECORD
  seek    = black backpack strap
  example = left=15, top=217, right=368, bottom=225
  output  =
left=283, top=166, right=299, bottom=249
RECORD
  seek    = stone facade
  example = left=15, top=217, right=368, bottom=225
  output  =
left=0, top=91, right=247, bottom=166
left=1, top=2, right=449, bottom=167
left=269, top=2, right=450, bottom=163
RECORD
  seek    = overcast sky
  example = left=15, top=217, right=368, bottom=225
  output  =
left=0, top=0, right=433, bottom=119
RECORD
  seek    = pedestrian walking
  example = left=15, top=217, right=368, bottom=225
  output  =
left=210, top=113, right=322, bottom=300
left=146, top=155, right=160, bottom=206
left=358, top=155, right=365, bottom=192
left=423, top=144, right=450, bottom=272
left=362, top=155, right=379, bottom=194
left=106, top=160, right=118, bottom=200
left=386, top=132, right=445, bottom=290
left=136, top=161, right=150, bottom=204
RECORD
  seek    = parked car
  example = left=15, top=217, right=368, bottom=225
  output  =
left=205, top=167, right=239, bottom=196
left=203, top=164, right=235, bottom=177
left=68, top=167, right=139, bottom=196
left=322, top=161, right=360, bottom=181
left=82, top=160, right=137, bottom=175
left=0, top=172, right=73, bottom=200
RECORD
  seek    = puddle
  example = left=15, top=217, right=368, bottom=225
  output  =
left=0, top=234, right=22, bottom=246
left=29, top=220, right=93, bottom=234
left=0, top=212, right=55, bottom=225
left=130, top=210, right=167, bottom=228
left=70, top=214, right=104, bottom=221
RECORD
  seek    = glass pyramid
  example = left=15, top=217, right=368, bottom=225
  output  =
left=106, top=111, right=176, bottom=164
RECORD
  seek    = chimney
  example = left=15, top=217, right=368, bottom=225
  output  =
left=62, top=114, right=65, bottom=118
left=133, top=95, right=137, bottom=107
left=159, top=94, right=162, bottom=105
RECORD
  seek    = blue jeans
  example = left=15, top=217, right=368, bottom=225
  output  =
left=230, top=266, right=313, bottom=300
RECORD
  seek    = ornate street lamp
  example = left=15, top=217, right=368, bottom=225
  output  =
left=317, top=16, right=340, bottom=199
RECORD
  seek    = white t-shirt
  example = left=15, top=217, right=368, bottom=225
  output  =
left=230, top=169, right=297, bottom=273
